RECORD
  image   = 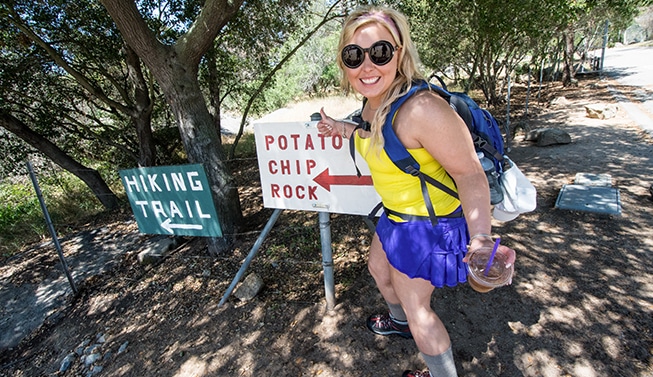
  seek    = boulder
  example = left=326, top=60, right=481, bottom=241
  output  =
left=137, top=237, right=178, bottom=265
left=585, top=103, right=618, bottom=119
left=550, top=96, right=570, bottom=107
left=525, top=128, right=572, bottom=146
left=234, top=273, right=264, bottom=301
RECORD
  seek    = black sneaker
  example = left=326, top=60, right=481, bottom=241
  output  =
left=402, top=370, right=431, bottom=377
left=366, top=312, right=412, bottom=339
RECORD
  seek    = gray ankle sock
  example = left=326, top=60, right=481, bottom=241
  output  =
left=386, top=301, right=407, bottom=322
left=421, top=346, right=457, bottom=377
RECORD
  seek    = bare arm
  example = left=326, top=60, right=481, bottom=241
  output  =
left=317, top=107, right=365, bottom=139
left=394, top=91, right=494, bottom=250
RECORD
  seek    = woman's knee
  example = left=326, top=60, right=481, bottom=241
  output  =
left=368, top=237, right=390, bottom=283
left=367, top=254, right=388, bottom=284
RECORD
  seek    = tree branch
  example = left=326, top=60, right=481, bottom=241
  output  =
left=6, top=5, right=132, bottom=115
left=98, top=0, right=168, bottom=70
left=178, top=0, right=245, bottom=66
left=229, top=1, right=346, bottom=159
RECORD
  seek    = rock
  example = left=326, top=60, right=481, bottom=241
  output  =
left=525, top=128, right=572, bottom=146
left=234, top=273, right=264, bottom=301
left=87, top=365, right=103, bottom=377
left=550, top=96, right=570, bottom=107
left=524, top=128, right=542, bottom=141
left=59, top=353, right=76, bottom=372
left=118, top=341, right=129, bottom=354
left=76, top=339, right=91, bottom=355
left=538, top=128, right=571, bottom=146
left=84, top=352, right=102, bottom=366
left=84, top=344, right=101, bottom=355
left=137, top=238, right=177, bottom=265
left=585, top=103, right=618, bottom=119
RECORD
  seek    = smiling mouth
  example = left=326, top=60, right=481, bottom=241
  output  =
left=361, top=77, right=380, bottom=85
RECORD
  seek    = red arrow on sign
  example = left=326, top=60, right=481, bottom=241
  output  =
left=313, top=168, right=373, bottom=191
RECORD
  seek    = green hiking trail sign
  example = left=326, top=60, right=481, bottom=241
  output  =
left=119, top=164, right=222, bottom=237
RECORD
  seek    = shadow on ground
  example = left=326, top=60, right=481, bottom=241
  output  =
left=1, top=76, right=652, bottom=377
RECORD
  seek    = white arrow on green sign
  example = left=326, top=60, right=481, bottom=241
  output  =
left=119, top=164, right=222, bottom=237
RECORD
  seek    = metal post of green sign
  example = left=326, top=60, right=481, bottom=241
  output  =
left=26, top=161, right=78, bottom=295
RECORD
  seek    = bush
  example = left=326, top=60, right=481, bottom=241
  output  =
left=0, top=169, right=106, bottom=258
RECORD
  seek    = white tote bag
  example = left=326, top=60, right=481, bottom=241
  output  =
left=492, top=158, right=537, bottom=222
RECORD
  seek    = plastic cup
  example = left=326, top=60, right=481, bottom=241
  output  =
left=466, top=246, right=514, bottom=293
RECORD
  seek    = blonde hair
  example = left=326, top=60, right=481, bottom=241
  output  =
left=337, top=6, right=426, bottom=148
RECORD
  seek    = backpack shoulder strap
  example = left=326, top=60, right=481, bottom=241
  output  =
left=347, top=105, right=370, bottom=177
left=381, top=81, right=430, bottom=176
left=381, top=81, right=461, bottom=225
left=382, top=81, right=458, bottom=197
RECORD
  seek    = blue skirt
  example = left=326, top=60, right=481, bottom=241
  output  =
left=376, top=212, right=469, bottom=288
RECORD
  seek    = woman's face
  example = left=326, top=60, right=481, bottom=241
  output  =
left=344, top=22, right=399, bottom=106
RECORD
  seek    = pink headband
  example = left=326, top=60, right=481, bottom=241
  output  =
left=357, top=12, right=401, bottom=43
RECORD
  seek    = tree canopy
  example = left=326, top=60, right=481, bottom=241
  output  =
left=394, top=0, right=646, bottom=102
left=0, top=0, right=648, bottom=253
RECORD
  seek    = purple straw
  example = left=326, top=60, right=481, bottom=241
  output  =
left=484, top=238, right=501, bottom=276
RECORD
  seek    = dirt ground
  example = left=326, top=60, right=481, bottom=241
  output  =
left=1, top=75, right=652, bottom=377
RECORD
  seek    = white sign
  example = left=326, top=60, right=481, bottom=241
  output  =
left=254, top=121, right=381, bottom=216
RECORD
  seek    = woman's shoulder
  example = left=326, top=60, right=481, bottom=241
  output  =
left=395, top=88, right=453, bottom=124
left=390, top=86, right=458, bottom=148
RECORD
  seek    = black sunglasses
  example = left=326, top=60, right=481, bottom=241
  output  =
left=341, top=40, right=398, bottom=69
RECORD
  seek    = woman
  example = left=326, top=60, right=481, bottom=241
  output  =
left=317, top=6, right=516, bottom=377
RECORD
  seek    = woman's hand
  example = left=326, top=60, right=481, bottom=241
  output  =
left=316, top=107, right=344, bottom=138
left=463, top=240, right=516, bottom=284
left=495, top=245, right=516, bottom=284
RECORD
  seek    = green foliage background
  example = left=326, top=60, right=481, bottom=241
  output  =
left=0, top=165, right=115, bottom=256
left=0, top=0, right=650, bottom=257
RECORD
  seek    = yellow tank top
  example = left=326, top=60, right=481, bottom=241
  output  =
left=355, top=133, right=460, bottom=220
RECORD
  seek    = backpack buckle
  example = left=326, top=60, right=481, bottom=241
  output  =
left=405, top=166, right=420, bottom=177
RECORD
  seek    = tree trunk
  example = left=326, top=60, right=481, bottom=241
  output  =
left=156, top=56, right=243, bottom=250
left=124, top=44, right=156, bottom=167
left=1, top=112, right=121, bottom=210
left=206, top=47, right=225, bottom=143
left=99, top=0, right=245, bottom=254
left=562, top=28, right=575, bottom=86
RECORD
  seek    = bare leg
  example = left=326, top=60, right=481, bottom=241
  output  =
left=368, top=231, right=456, bottom=375
left=368, top=233, right=400, bottom=304
left=389, top=266, right=451, bottom=356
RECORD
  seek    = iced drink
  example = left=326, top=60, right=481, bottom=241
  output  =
left=467, top=246, right=513, bottom=293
